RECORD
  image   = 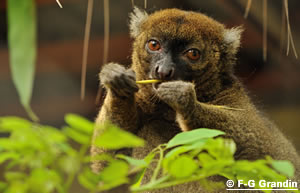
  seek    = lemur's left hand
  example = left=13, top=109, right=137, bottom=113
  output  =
left=156, top=81, right=197, bottom=112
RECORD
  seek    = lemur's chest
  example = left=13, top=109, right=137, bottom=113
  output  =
left=136, top=101, right=181, bottom=154
left=134, top=119, right=181, bottom=159
left=133, top=105, right=181, bottom=158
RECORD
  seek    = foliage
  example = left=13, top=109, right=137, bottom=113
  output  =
left=0, top=115, right=296, bottom=193
left=7, top=0, right=38, bottom=121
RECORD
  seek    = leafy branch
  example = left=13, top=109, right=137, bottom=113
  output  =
left=0, top=115, right=296, bottom=193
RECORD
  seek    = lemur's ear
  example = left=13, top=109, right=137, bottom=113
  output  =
left=222, top=26, right=244, bottom=55
left=129, top=7, right=148, bottom=38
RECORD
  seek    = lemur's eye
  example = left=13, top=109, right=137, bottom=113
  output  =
left=185, top=49, right=200, bottom=61
left=147, top=40, right=161, bottom=51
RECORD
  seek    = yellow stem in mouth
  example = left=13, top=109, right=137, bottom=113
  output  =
left=136, top=79, right=162, bottom=84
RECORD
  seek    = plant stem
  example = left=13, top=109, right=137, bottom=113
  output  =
left=131, top=175, right=170, bottom=192
left=132, top=174, right=205, bottom=192
left=25, top=105, right=39, bottom=122
left=81, top=0, right=94, bottom=100
left=150, top=145, right=164, bottom=182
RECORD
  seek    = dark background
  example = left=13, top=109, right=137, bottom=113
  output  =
left=0, top=0, right=299, bottom=151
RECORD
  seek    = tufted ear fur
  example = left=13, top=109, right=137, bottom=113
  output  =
left=222, top=26, right=244, bottom=55
left=129, top=7, right=148, bottom=38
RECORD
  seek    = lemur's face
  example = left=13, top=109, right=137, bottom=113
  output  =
left=144, top=36, right=203, bottom=89
left=130, top=8, right=242, bottom=90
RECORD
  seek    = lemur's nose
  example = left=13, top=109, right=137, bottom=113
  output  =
left=155, top=65, right=175, bottom=80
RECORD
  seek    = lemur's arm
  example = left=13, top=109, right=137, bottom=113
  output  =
left=156, top=80, right=273, bottom=159
left=156, top=81, right=243, bottom=129
left=91, top=63, right=139, bottom=173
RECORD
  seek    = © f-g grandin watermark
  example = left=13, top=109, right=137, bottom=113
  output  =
left=226, top=179, right=298, bottom=191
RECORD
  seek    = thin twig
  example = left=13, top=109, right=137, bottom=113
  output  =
left=244, top=0, right=252, bottom=18
left=56, top=0, right=63, bottom=8
left=103, top=0, right=110, bottom=65
left=80, top=0, right=94, bottom=100
left=284, top=0, right=298, bottom=58
left=284, top=0, right=290, bottom=56
left=131, top=0, right=135, bottom=8
left=263, top=0, right=267, bottom=61
left=280, top=0, right=286, bottom=54
left=288, top=24, right=298, bottom=58
left=136, top=79, right=162, bottom=84
left=144, top=0, right=147, bottom=9
left=96, top=0, right=110, bottom=104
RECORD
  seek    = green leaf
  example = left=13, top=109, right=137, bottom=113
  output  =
left=165, top=139, right=206, bottom=160
left=165, top=146, right=193, bottom=159
left=9, top=127, right=43, bottom=150
left=63, top=126, right=90, bottom=145
left=0, top=152, right=20, bottom=164
left=162, top=140, right=206, bottom=172
left=0, top=117, right=32, bottom=132
left=0, top=138, right=18, bottom=150
left=4, top=180, right=28, bottom=193
left=94, top=122, right=144, bottom=149
left=187, top=139, right=207, bottom=150
left=168, top=155, right=198, bottom=178
left=58, top=155, right=80, bottom=174
left=5, top=172, right=26, bottom=181
left=232, top=159, right=286, bottom=185
left=198, top=152, right=233, bottom=176
left=99, top=160, right=129, bottom=183
left=271, top=160, right=295, bottom=178
left=98, top=160, right=129, bottom=190
left=116, top=154, right=147, bottom=169
left=78, top=174, right=96, bottom=190
left=204, top=138, right=236, bottom=160
left=198, top=153, right=215, bottom=167
left=40, top=125, right=67, bottom=143
left=56, top=143, right=77, bottom=157
left=78, top=168, right=99, bottom=190
left=7, top=0, right=38, bottom=121
left=167, top=129, right=225, bottom=148
left=131, top=169, right=146, bottom=188
left=27, top=168, right=61, bottom=193
left=219, top=168, right=236, bottom=181
left=64, top=114, right=94, bottom=135
left=163, top=145, right=195, bottom=172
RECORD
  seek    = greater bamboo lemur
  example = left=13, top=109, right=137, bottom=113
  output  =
left=91, top=7, right=300, bottom=193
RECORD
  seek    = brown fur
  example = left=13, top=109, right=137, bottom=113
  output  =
left=91, top=8, right=300, bottom=193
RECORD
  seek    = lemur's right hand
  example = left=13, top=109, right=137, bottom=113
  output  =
left=100, top=63, right=138, bottom=97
